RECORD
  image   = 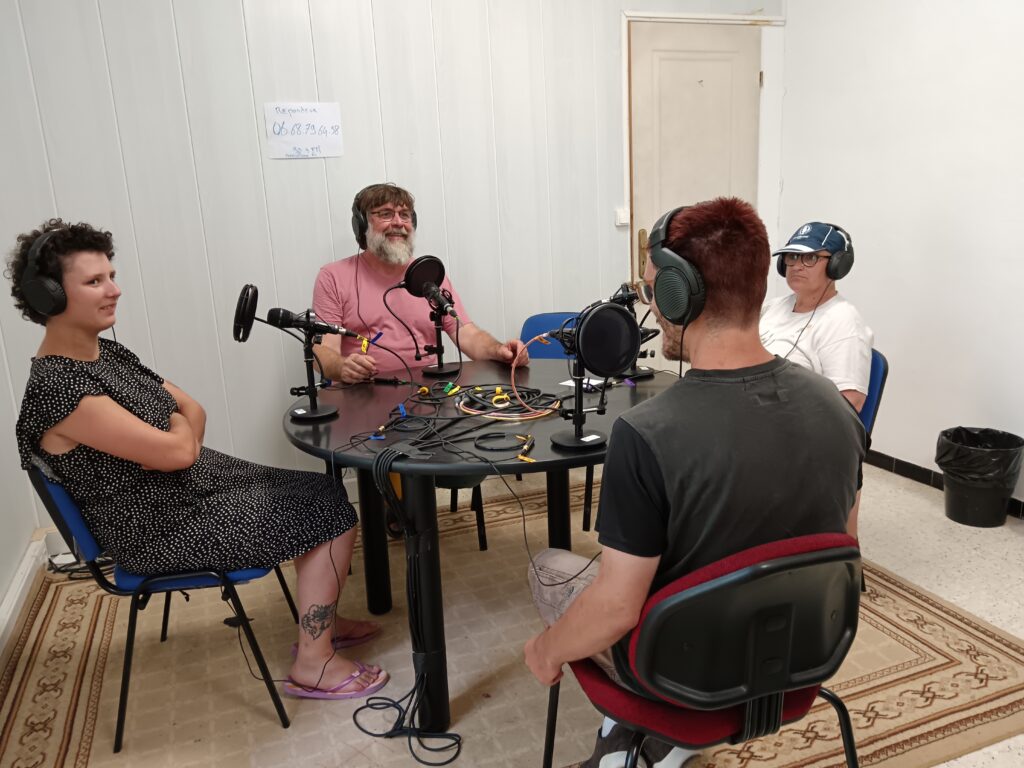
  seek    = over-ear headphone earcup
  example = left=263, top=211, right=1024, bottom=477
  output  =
left=776, top=255, right=787, bottom=277
left=351, top=207, right=368, bottom=250
left=653, top=264, right=705, bottom=326
left=22, top=229, right=67, bottom=317
left=826, top=250, right=854, bottom=280
left=23, top=275, right=66, bottom=316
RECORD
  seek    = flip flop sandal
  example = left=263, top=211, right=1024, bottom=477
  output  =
left=290, top=623, right=382, bottom=656
left=283, top=662, right=389, bottom=700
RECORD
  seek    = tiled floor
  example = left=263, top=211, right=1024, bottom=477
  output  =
left=82, top=465, right=1024, bottom=767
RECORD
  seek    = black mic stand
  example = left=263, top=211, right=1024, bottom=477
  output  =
left=288, top=332, right=339, bottom=422
left=421, top=306, right=460, bottom=378
left=551, top=357, right=607, bottom=450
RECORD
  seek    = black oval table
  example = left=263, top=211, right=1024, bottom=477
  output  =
left=283, top=359, right=675, bottom=731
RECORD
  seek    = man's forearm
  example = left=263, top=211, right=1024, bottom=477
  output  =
left=313, top=342, right=345, bottom=381
left=455, top=324, right=501, bottom=361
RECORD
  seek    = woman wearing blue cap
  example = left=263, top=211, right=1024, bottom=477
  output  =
left=759, top=222, right=873, bottom=413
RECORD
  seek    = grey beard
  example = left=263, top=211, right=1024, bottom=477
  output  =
left=367, top=228, right=415, bottom=266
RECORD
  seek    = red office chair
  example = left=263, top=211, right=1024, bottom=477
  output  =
left=542, top=533, right=861, bottom=768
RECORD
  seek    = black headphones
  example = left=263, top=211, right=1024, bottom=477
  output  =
left=776, top=223, right=854, bottom=281
left=21, top=229, right=67, bottom=317
left=648, top=206, right=705, bottom=327
left=351, top=184, right=418, bottom=250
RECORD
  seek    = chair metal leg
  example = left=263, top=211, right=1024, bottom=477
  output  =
left=582, top=465, right=595, bottom=531
left=160, top=592, right=171, bottom=642
left=449, top=489, right=458, bottom=513
left=274, top=565, right=299, bottom=624
left=542, top=682, right=560, bottom=768
left=623, top=730, right=647, bottom=768
left=818, top=686, right=859, bottom=767
left=114, top=593, right=143, bottom=753
left=223, top=583, right=290, bottom=730
left=472, top=485, right=487, bottom=551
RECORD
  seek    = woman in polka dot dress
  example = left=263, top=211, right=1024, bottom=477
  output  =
left=9, top=219, right=387, bottom=701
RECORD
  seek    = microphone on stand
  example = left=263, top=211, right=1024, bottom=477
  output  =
left=400, top=255, right=461, bottom=377
left=266, top=307, right=360, bottom=338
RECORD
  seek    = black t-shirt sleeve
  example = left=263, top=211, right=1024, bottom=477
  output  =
left=595, top=418, right=670, bottom=557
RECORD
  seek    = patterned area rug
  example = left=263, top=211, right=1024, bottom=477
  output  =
left=2, top=481, right=1023, bottom=768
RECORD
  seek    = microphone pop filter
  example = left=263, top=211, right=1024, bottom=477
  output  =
left=403, top=255, right=445, bottom=297
left=233, top=284, right=258, bottom=342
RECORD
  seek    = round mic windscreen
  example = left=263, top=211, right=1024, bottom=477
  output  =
left=403, top=255, right=445, bottom=297
left=576, top=302, right=641, bottom=378
left=233, top=284, right=258, bottom=342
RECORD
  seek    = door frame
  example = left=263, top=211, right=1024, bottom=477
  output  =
left=621, top=11, right=786, bottom=283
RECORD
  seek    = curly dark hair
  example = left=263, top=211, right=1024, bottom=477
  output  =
left=6, top=218, right=115, bottom=325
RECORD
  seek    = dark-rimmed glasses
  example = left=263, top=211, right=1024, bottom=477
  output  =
left=782, top=252, right=830, bottom=268
left=369, top=208, right=413, bottom=223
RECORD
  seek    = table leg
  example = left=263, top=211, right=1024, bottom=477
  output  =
left=400, top=474, right=450, bottom=732
left=351, top=467, right=393, bottom=615
left=546, top=469, right=572, bottom=550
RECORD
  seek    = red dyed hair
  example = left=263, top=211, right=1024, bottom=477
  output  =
left=665, top=197, right=770, bottom=327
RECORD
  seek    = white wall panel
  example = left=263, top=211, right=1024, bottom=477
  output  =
left=487, top=0, right=554, bottom=334
left=309, top=0, right=386, bottom=265
left=99, top=0, right=234, bottom=453
left=20, top=0, right=153, bottom=361
left=173, top=0, right=298, bottom=468
left=371, top=0, right=447, bottom=265
left=432, top=0, right=504, bottom=338
left=541, top=0, right=604, bottom=312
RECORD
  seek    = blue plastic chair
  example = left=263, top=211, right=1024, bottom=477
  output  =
left=859, top=349, right=888, bottom=437
left=520, top=312, right=576, bottom=359
left=518, top=312, right=598, bottom=531
left=28, top=469, right=296, bottom=753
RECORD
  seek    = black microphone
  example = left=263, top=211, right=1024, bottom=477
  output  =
left=266, top=308, right=360, bottom=338
left=423, top=283, right=458, bottom=319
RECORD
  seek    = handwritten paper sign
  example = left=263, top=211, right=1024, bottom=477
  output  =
left=264, top=102, right=343, bottom=159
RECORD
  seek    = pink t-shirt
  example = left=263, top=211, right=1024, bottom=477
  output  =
left=312, top=253, right=472, bottom=364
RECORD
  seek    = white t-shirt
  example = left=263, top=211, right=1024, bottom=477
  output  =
left=759, top=293, right=874, bottom=394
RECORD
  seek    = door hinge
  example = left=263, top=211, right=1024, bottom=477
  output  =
left=759, top=71, right=764, bottom=88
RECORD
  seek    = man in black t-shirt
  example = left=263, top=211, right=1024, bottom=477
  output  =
left=524, top=198, right=865, bottom=768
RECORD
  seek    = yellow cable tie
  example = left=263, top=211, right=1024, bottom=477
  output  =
left=360, top=338, right=369, bottom=354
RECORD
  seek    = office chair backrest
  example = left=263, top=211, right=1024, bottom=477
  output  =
left=28, top=469, right=103, bottom=562
left=519, top=312, right=576, bottom=359
left=628, top=533, right=861, bottom=710
left=860, top=349, right=888, bottom=436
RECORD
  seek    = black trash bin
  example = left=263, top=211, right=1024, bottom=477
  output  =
left=935, top=427, right=1024, bottom=527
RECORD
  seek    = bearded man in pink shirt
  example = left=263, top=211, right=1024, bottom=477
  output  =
left=312, top=183, right=528, bottom=384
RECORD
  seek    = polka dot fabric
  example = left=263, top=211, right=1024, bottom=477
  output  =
left=16, top=339, right=356, bottom=575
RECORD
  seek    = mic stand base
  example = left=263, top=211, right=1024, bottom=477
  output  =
left=621, top=364, right=656, bottom=380
left=551, top=429, right=607, bottom=450
left=421, top=362, right=461, bottom=378
left=290, top=404, right=339, bottom=423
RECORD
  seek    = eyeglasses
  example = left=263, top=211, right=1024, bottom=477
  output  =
left=631, top=279, right=655, bottom=305
left=782, top=252, right=830, bottom=268
left=369, top=208, right=413, bottom=223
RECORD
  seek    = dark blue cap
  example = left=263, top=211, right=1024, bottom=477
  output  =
left=773, top=222, right=850, bottom=256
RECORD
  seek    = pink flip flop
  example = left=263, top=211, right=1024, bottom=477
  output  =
left=283, top=662, right=389, bottom=700
left=290, top=623, right=382, bottom=657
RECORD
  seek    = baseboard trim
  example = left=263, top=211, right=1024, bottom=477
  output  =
left=0, top=540, right=47, bottom=661
left=867, top=449, right=1024, bottom=520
